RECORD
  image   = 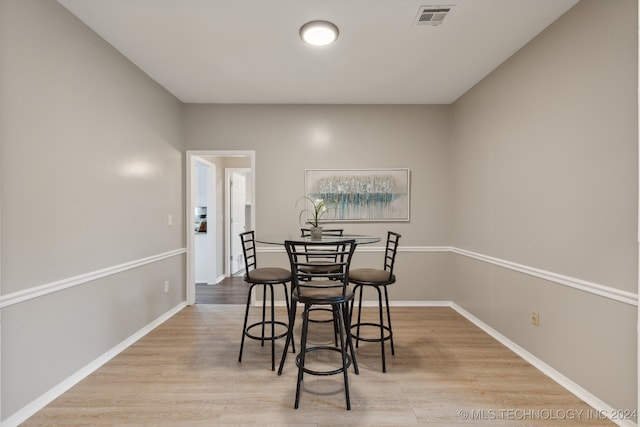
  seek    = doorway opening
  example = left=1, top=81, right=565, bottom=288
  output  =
left=186, top=150, right=255, bottom=305
left=226, top=167, right=251, bottom=278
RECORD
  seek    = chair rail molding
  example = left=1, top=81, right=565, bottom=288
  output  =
left=451, top=247, right=638, bottom=307
left=0, top=248, right=187, bottom=308
left=257, top=245, right=639, bottom=306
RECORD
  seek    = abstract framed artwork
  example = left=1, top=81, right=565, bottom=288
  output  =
left=305, top=168, right=410, bottom=222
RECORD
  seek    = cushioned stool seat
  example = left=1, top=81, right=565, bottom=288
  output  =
left=247, top=267, right=290, bottom=282
left=349, top=268, right=393, bottom=283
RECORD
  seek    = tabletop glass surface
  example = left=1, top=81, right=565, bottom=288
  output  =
left=255, top=233, right=381, bottom=245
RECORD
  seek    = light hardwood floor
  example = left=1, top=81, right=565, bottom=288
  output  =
left=23, top=306, right=614, bottom=426
left=195, top=276, right=249, bottom=305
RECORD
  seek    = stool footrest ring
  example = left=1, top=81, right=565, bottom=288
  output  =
left=295, top=345, right=352, bottom=376
left=244, top=320, right=289, bottom=341
left=307, top=307, right=335, bottom=323
left=350, top=322, right=392, bottom=343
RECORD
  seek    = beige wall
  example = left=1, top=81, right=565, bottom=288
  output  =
left=183, top=104, right=453, bottom=246
left=451, top=0, right=637, bottom=412
left=0, top=0, right=185, bottom=419
left=183, top=104, right=455, bottom=302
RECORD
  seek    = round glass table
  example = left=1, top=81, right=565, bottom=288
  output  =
left=255, top=233, right=381, bottom=245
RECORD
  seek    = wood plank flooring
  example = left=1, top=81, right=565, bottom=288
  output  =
left=196, top=276, right=248, bottom=305
left=23, top=306, right=614, bottom=426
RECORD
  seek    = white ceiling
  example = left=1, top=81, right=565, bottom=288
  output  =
left=57, top=0, right=578, bottom=104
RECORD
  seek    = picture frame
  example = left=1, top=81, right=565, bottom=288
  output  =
left=305, top=168, right=410, bottom=222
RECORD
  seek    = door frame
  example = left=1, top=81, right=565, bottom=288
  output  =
left=185, top=150, right=255, bottom=305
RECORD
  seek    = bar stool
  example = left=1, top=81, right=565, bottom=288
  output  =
left=238, top=230, right=293, bottom=371
left=278, top=239, right=358, bottom=410
left=349, top=231, right=401, bottom=373
left=299, top=228, right=345, bottom=343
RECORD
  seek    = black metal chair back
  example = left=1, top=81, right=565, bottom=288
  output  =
left=286, top=239, right=355, bottom=295
left=382, top=231, right=401, bottom=282
left=297, top=229, right=345, bottom=276
left=239, top=230, right=260, bottom=277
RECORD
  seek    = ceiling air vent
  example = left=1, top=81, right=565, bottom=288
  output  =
left=415, top=5, right=454, bottom=26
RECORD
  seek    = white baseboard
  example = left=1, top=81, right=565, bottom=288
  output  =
left=2, top=302, right=187, bottom=427
left=450, top=302, right=636, bottom=427
left=262, top=298, right=635, bottom=427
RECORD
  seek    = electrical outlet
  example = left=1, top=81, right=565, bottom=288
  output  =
left=531, top=311, right=539, bottom=327
left=164, top=281, right=169, bottom=293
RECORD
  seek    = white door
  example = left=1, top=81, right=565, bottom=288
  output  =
left=230, top=171, right=247, bottom=275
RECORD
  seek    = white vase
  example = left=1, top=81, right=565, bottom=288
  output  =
left=310, top=226, right=322, bottom=240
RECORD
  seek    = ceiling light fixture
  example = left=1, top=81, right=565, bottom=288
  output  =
left=299, top=20, right=339, bottom=46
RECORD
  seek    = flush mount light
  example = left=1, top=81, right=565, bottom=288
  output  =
left=299, top=20, right=339, bottom=46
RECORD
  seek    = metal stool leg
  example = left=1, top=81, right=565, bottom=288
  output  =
left=278, top=296, right=297, bottom=375
left=269, top=284, right=276, bottom=371
left=354, top=285, right=364, bottom=348
left=240, top=282, right=290, bottom=370
left=375, top=285, right=386, bottom=373
left=383, top=285, right=394, bottom=355
left=260, top=285, right=267, bottom=346
left=348, top=283, right=394, bottom=373
left=342, top=301, right=359, bottom=375
left=238, top=284, right=255, bottom=363
left=294, top=304, right=311, bottom=409
left=282, top=283, right=295, bottom=353
left=336, top=303, right=351, bottom=410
